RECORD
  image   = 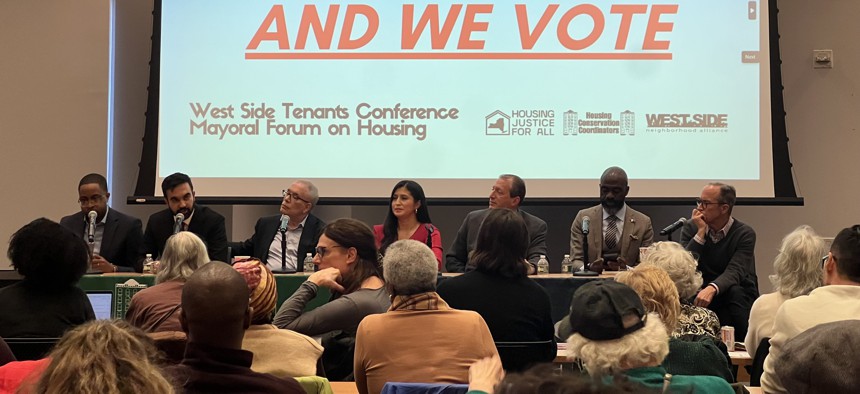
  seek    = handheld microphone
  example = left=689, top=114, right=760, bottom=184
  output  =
left=279, top=214, right=289, bottom=233
left=659, top=217, right=687, bottom=236
left=581, top=216, right=591, bottom=235
left=87, top=210, right=97, bottom=243
left=173, top=213, right=185, bottom=235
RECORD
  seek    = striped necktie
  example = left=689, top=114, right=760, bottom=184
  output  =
left=606, top=215, right=619, bottom=250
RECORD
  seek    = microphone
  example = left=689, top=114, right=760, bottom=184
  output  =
left=279, top=214, right=289, bottom=233
left=581, top=216, right=590, bottom=235
left=87, top=210, right=97, bottom=243
left=173, top=213, right=185, bottom=235
left=659, top=217, right=687, bottom=236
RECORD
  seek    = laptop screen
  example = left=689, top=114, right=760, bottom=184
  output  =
left=86, top=292, right=113, bottom=320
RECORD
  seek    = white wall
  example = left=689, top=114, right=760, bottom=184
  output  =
left=2, top=0, right=858, bottom=299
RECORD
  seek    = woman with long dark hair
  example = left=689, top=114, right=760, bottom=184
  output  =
left=273, top=218, right=389, bottom=380
left=373, top=180, right=442, bottom=269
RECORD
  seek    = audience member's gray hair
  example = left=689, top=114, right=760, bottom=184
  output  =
left=382, top=240, right=437, bottom=296
left=770, top=225, right=825, bottom=298
left=156, top=232, right=210, bottom=283
left=295, top=179, right=319, bottom=206
left=567, top=312, right=669, bottom=376
left=640, top=242, right=703, bottom=300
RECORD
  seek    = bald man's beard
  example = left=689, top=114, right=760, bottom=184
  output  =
left=601, top=198, right=623, bottom=215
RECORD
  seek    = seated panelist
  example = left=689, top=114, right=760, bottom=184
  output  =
left=373, top=180, right=442, bottom=270
left=231, top=180, right=324, bottom=272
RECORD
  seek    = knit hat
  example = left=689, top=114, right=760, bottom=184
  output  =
left=775, top=319, right=860, bottom=394
left=568, top=280, right=646, bottom=341
left=233, top=259, right=277, bottom=324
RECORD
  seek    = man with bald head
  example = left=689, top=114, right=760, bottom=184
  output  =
left=570, top=166, right=654, bottom=271
left=168, top=262, right=303, bottom=393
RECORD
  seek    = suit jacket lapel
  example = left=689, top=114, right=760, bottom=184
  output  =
left=100, top=212, right=118, bottom=258
left=620, top=209, right=634, bottom=259
left=260, top=217, right=280, bottom=259
left=590, top=206, right=603, bottom=261
left=71, top=212, right=86, bottom=238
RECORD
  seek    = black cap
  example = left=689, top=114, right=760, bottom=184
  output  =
left=568, top=280, right=646, bottom=341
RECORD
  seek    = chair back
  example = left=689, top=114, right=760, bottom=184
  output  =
left=380, top=382, right=469, bottom=394
left=494, top=340, right=555, bottom=372
left=4, top=338, right=60, bottom=361
left=748, top=337, right=771, bottom=386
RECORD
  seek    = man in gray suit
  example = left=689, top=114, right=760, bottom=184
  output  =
left=570, top=167, right=653, bottom=271
left=446, top=174, right=548, bottom=273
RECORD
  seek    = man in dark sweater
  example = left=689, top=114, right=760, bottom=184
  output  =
left=680, top=182, right=758, bottom=338
left=167, top=262, right=304, bottom=394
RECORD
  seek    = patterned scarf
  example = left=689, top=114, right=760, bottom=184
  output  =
left=389, top=291, right=451, bottom=312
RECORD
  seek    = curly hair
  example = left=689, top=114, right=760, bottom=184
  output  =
left=7, top=218, right=89, bottom=288
left=29, top=320, right=174, bottom=394
left=155, top=231, right=210, bottom=284
left=383, top=240, right=437, bottom=296
left=567, top=313, right=669, bottom=376
left=616, top=266, right=681, bottom=333
left=640, top=241, right=703, bottom=300
left=770, top=225, right=826, bottom=298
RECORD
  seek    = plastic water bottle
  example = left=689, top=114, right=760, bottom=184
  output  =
left=303, top=252, right=315, bottom=273
left=537, top=255, right=549, bottom=275
left=142, top=254, right=154, bottom=274
left=561, top=254, right=573, bottom=274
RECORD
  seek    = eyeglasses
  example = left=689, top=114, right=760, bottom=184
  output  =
left=78, top=195, right=105, bottom=206
left=695, top=198, right=724, bottom=208
left=282, top=189, right=310, bottom=204
left=315, top=245, right=346, bottom=258
left=822, top=253, right=836, bottom=268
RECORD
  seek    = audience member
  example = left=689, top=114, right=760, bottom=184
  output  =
left=446, top=174, right=547, bottom=273
left=760, top=225, right=860, bottom=393
left=231, top=180, right=324, bottom=272
left=680, top=182, right=758, bottom=338
left=126, top=232, right=210, bottom=333
left=467, top=359, right=657, bottom=394
left=143, top=172, right=228, bottom=262
left=566, top=281, right=733, bottom=393
left=616, top=266, right=733, bottom=381
left=374, top=180, right=442, bottom=269
left=0, top=218, right=94, bottom=338
left=354, top=240, right=498, bottom=394
left=640, top=241, right=721, bottom=341
left=273, top=218, right=389, bottom=380
left=773, top=320, right=860, bottom=394
left=168, top=262, right=304, bottom=393
left=570, top=166, right=654, bottom=272
left=438, top=208, right=555, bottom=371
left=745, top=225, right=825, bottom=358
left=26, top=320, right=174, bottom=394
left=235, top=259, right=323, bottom=378
left=60, top=173, right=144, bottom=272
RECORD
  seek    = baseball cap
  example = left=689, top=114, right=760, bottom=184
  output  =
left=568, top=280, right=647, bottom=341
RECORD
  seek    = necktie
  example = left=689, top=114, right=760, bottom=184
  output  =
left=606, top=215, right=619, bottom=250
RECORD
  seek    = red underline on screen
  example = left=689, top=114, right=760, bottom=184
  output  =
left=244, top=52, right=672, bottom=60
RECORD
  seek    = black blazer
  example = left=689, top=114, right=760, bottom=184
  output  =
left=230, top=214, right=325, bottom=269
left=142, top=205, right=228, bottom=263
left=60, top=209, right=144, bottom=272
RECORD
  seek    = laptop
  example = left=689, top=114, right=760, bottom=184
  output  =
left=86, top=291, right=113, bottom=320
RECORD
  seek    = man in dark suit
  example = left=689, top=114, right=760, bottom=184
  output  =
left=142, top=172, right=228, bottom=262
left=231, top=180, right=324, bottom=272
left=446, top=174, right=547, bottom=273
left=680, top=182, right=758, bottom=338
left=60, top=173, right=143, bottom=272
left=570, top=166, right=654, bottom=271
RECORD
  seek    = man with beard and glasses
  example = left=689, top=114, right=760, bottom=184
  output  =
left=570, top=167, right=653, bottom=272
left=142, top=172, right=228, bottom=262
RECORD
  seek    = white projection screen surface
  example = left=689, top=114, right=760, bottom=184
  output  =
left=152, top=0, right=775, bottom=199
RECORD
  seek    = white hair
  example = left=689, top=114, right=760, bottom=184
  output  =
left=294, top=179, right=319, bottom=206
left=383, top=240, right=437, bottom=296
left=566, top=313, right=669, bottom=376
left=156, top=232, right=210, bottom=284
left=641, top=241, right=703, bottom=300
left=770, top=225, right=826, bottom=298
